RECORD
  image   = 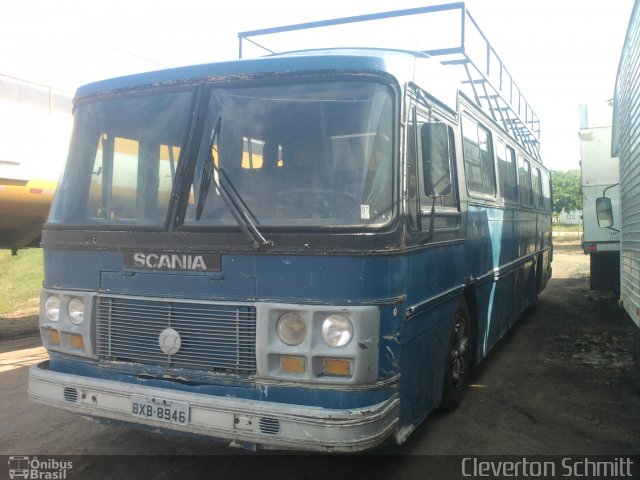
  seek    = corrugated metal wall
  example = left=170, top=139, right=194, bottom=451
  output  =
left=613, top=0, right=640, bottom=328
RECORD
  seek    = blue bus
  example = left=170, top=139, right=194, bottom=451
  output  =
left=28, top=4, right=552, bottom=451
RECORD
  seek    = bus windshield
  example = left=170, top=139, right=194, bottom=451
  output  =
left=49, top=80, right=394, bottom=230
left=184, top=81, right=393, bottom=229
left=49, top=89, right=194, bottom=227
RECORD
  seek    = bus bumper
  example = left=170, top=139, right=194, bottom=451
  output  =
left=28, top=361, right=400, bottom=452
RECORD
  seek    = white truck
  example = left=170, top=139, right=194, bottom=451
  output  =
left=579, top=101, right=621, bottom=292
left=610, top=0, right=640, bottom=389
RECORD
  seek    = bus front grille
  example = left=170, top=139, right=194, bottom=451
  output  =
left=96, top=296, right=257, bottom=375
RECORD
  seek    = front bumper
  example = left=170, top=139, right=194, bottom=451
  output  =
left=28, top=361, right=400, bottom=452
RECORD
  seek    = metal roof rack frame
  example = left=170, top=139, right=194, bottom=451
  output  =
left=238, top=2, right=541, bottom=161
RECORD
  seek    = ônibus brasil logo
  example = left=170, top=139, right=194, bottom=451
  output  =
left=8, top=456, right=72, bottom=480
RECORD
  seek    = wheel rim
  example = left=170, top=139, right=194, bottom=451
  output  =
left=450, top=314, right=469, bottom=389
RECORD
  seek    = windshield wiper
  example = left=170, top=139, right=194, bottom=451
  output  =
left=195, top=117, right=273, bottom=250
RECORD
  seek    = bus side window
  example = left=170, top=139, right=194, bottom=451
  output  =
left=497, top=140, right=518, bottom=204
left=518, top=156, right=533, bottom=207
left=419, top=123, right=457, bottom=209
left=421, top=122, right=452, bottom=196
left=462, top=114, right=495, bottom=197
left=532, top=166, right=543, bottom=209
left=541, top=170, right=551, bottom=211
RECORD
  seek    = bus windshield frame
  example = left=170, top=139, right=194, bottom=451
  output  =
left=48, top=77, right=397, bottom=237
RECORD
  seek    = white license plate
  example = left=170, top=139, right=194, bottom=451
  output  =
left=131, top=394, right=189, bottom=426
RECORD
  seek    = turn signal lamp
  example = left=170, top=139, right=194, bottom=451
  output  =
left=322, top=358, right=352, bottom=377
left=69, top=333, right=84, bottom=349
left=279, top=356, right=306, bottom=374
left=49, top=329, right=60, bottom=345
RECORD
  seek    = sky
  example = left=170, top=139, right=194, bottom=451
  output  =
left=0, top=0, right=634, bottom=172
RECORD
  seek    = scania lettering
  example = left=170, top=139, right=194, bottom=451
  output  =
left=129, top=253, right=213, bottom=271
left=28, top=3, right=552, bottom=451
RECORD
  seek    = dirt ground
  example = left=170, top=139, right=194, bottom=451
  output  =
left=0, top=300, right=38, bottom=341
left=0, top=241, right=638, bottom=479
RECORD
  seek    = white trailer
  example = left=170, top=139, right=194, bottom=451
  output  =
left=579, top=101, right=621, bottom=291
left=611, top=0, right=640, bottom=389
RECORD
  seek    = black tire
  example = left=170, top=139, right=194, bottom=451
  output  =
left=439, top=298, right=472, bottom=412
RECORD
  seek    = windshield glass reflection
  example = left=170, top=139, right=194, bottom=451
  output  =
left=184, top=81, right=394, bottom=228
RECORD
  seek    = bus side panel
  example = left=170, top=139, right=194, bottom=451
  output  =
left=516, top=209, right=538, bottom=257
left=517, top=257, right=537, bottom=317
left=466, top=206, right=514, bottom=359
left=466, top=205, right=527, bottom=280
left=465, top=206, right=495, bottom=278
left=466, top=206, right=541, bottom=361
left=537, top=211, right=553, bottom=292
left=399, top=302, right=456, bottom=429
left=474, top=274, right=515, bottom=359
left=397, top=244, right=465, bottom=431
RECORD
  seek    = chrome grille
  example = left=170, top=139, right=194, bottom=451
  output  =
left=96, top=296, right=256, bottom=374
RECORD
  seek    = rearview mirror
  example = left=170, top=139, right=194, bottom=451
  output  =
left=596, top=196, right=614, bottom=228
left=421, top=122, right=452, bottom=197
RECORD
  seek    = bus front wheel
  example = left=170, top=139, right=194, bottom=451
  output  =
left=440, top=299, right=471, bottom=412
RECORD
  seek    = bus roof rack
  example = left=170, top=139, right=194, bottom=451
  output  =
left=238, top=2, right=541, bottom=161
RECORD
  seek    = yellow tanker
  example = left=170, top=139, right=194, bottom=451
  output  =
left=0, top=74, right=72, bottom=252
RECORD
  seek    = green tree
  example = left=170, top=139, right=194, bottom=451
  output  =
left=551, top=170, right=582, bottom=223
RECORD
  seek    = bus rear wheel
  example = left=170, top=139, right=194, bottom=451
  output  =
left=440, top=299, right=471, bottom=412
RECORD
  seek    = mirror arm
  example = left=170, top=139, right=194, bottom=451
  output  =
left=602, top=182, right=620, bottom=197
left=428, top=196, right=436, bottom=240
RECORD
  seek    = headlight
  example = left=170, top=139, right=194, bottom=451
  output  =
left=321, top=314, right=353, bottom=347
left=45, top=295, right=60, bottom=322
left=277, top=312, right=306, bottom=346
left=68, top=298, right=85, bottom=325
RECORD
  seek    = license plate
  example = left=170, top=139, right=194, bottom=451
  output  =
left=131, top=394, right=189, bottom=426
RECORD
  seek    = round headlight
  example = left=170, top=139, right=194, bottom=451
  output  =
left=45, top=295, right=60, bottom=322
left=322, top=314, right=353, bottom=347
left=276, top=312, right=306, bottom=346
left=68, top=297, right=85, bottom=325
